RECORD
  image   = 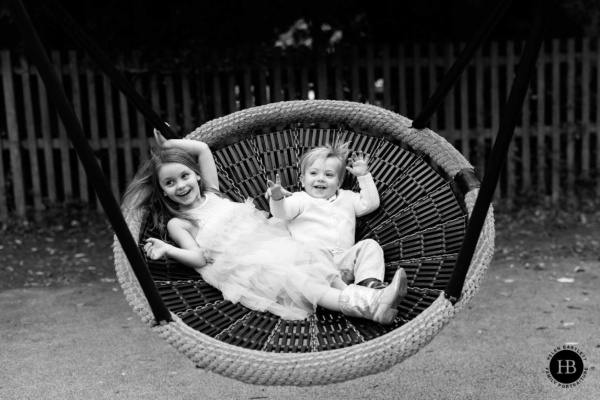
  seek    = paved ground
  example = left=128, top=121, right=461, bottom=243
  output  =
left=2, top=207, right=599, bottom=399
left=2, top=253, right=598, bottom=400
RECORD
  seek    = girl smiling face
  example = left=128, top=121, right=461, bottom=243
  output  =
left=301, top=156, right=342, bottom=200
left=157, top=162, right=203, bottom=210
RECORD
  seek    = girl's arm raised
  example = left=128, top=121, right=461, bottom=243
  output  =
left=154, top=130, right=219, bottom=191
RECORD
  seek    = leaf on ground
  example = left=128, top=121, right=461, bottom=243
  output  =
left=557, top=277, right=574, bottom=283
left=534, top=262, right=546, bottom=270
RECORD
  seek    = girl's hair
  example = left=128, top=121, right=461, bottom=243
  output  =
left=299, top=141, right=351, bottom=181
left=121, top=147, right=201, bottom=236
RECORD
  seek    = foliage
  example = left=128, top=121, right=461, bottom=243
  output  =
left=0, top=0, right=591, bottom=55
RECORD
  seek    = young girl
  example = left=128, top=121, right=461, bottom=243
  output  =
left=120, top=131, right=406, bottom=324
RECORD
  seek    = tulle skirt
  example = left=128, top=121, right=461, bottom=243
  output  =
left=195, top=199, right=340, bottom=320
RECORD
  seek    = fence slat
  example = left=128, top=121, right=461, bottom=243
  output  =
left=382, top=44, right=391, bottom=110
left=317, top=48, right=328, bottom=100
left=566, top=39, right=576, bottom=204
left=334, top=48, right=344, bottom=100
left=0, top=125, right=6, bottom=218
left=118, top=58, right=133, bottom=184
left=459, top=46, right=470, bottom=161
left=0, top=51, right=12, bottom=218
left=181, top=67, right=193, bottom=133
left=366, top=44, right=375, bottom=104
left=257, top=65, right=267, bottom=106
left=521, top=68, right=532, bottom=191
left=444, top=42, right=456, bottom=143
left=2, top=51, right=26, bottom=216
left=212, top=70, right=222, bottom=118
left=581, top=38, right=590, bottom=181
left=21, top=55, right=44, bottom=213
left=596, top=40, right=600, bottom=198
left=536, top=44, right=547, bottom=198
left=413, top=43, right=422, bottom=118
left=551, top=39, right=561, bottom=204
left=86, top=61, right=102, bottom=210
left=103, top=74, right=120, bottom=199
left=165, top=73, right=176, bottom=124
left=398, top=44, right=407, bottom=116
left=286, top=55, right=297, bottom=100
left=243, top=66, right=253, bottom=107
left=300, top=61, right=309, bottom=100
left=69, top=51, right=89, bottom=203
left=428, top=43, right=437, bottom=130
left=351, top=46, right=360, bottom=102
left=272, top=51, right=283, bottom=103
left=53, top=51, right=74, bottom=201
left=475, top=49, right=485, bottom=176
left=505, top=41, right=515, bottom=203
left=120, top=86, right=134, bottom=182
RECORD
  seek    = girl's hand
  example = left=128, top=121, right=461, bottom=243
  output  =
left=346, top=151, right=370, bottom=177
left=153, top=123, right=171, bottom=148
left=265, top=174, right=292, bottom=200
left=144, top=238, right=173, bottom=260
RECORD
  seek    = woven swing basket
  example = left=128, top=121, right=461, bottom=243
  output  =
left=113, top=100, right=495, bottom=386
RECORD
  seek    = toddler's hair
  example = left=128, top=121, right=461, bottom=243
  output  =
left=121, top=147, right=201, bottom=235
left=299, top=141, right=351, bottom=181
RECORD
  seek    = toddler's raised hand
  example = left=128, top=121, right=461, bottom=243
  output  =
left=346, top=151, right=371, bottom=177
left=265, top=174, right=292, bottom=201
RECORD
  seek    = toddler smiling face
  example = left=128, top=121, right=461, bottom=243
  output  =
left=301, top=156, right=342, bottom=200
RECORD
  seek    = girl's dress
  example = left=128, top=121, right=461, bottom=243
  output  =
left=189, top=192, right=340, bottom=320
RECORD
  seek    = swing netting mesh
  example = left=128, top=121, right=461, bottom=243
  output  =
left=113, top=100, right=494, bottom=386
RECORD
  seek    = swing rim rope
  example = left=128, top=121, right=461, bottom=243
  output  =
left=113, top=99, right=496, bottom=386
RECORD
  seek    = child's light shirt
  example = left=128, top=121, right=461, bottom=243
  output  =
left=269, top=173, right=379, bottom=254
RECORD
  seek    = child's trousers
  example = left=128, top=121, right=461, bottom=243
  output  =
left=332, top=239, right=385, bottom=285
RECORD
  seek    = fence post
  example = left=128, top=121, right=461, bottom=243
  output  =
left=1, top=50, right=26, bottom=217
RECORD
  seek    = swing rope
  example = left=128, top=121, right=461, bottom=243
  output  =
left=9, top=0, right=173, bottom=324
left=42, top=0, right=178, bottom=140
left=411, top=0, right=516, bottom=130
left=446, top=0, right=549, bottom=301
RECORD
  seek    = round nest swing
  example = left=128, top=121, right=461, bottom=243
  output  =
left=113, top=100, right=495, bottom=386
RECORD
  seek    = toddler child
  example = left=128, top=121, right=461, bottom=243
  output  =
left=265, top=141, right=399, bottom=290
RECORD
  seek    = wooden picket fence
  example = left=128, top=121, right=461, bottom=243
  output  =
left=1, top=38, right=599, bottom=220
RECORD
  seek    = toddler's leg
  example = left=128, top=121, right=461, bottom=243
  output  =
left=317, top=288, right=342, bottom=311
left=316, top=268, right=407, bottom=325
left=334, top=239, right=385, bottom=286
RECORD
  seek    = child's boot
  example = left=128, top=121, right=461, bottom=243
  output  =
left=356, top=278, right=388, bottom=289
left=338, top=268, right=407, bottom=325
